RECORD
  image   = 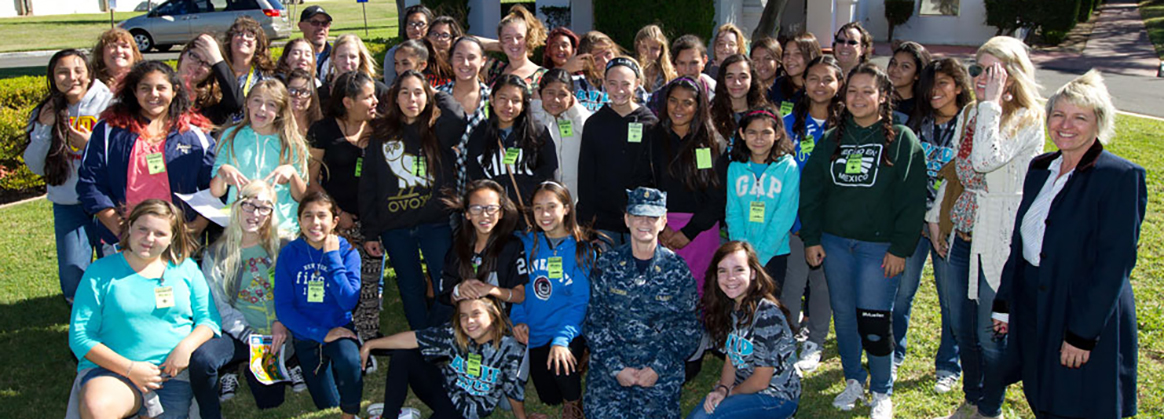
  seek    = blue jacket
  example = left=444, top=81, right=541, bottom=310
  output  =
left=76, top=121, right=216, bottom=243
left=783, top=111, right=826, bottom=233
left=273, top=237, right=362, bottom=342
left=725, top=157, right=800, bottom=264
left=511, top=232, right=591, bottom=348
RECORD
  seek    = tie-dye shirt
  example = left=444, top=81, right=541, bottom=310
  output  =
left=415, top=325, right=527, bottom=419
left=725, top=298, right=801, bottom=401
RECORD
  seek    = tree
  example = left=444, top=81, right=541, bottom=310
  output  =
left=884, top=0, right=915, bottom=42
left=751, top=0, right=790, bottom=40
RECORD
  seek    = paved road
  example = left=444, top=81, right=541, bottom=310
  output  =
left=0, top=50, right=180, bottom=69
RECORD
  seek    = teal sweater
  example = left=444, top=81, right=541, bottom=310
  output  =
left=725, top=156, right=800, bottom=264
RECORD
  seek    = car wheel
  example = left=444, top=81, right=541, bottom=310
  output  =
left=131, top=30, right=153, bottom=52
left=154, top=44, right=173, bottom=52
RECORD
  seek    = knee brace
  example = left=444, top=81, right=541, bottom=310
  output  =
left=856, top=309, right=895, bottom=356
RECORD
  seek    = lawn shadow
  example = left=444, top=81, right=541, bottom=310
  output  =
left=0, top=295, right=76, bottom=419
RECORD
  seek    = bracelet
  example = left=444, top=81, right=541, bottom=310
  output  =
left=505, top=288, right=512, bottom=302
left=714, top=384, right=730, bottom=396
left=126, top=361, right=135, bottom=377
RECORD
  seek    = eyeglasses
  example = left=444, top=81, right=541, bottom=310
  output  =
left=307, top=19, right=331, bottom=28
left=240, top=201, right=273, bottom=215
left=288, top=87, right=312, bottom=98
left=429, top=32, right=452, bottom=41
left=467, top=204, right=501, bottom=216
left=834, top=38, right=860, bottom=46
left=407, top=21, right=427, bottom=29
left=186, top=51, right=211, bottom=69
left=233, top=31, right=257, bottom=41
left=968, top=64, right=984, bottom=78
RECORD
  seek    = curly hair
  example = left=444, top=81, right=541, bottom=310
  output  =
left=223, top=16, right=275, bottom=74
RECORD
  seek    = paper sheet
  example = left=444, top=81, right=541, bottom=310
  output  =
left=175, top=190, right=231, bottom=227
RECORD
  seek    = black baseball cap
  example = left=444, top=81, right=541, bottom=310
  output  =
left=300, top=5, right=332, bottom=22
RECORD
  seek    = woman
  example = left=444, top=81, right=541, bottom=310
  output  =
left=750, top=37, right=783, bottom=94
left=887, top=41, right=932, bottom=124
left=177, top=34, right=244, bottom=127
left=307, top=71, right=384, bottom=339
left=635, top=24, right=677, bottom=93
left=832, top=22, right=873, bottom=77
left=24, top=49, right=112, bottom=304
left=286, top=68, right=324, bottom=138
left=275, top=38, right=320, bottom=86
left=76, top=60, right=216, bottom=253
left=543, top=27, right=580, bottom=70
left=274, top=191, right=363, bottom=419
left=223, top=16, right=276, bottom=122
left=531, top=69, right=592, bottom=197
left=190, top=181, right=293, bottom=418
left=707, top=23, right=748, bottom=79
left=90, top=28, right=143, bottom=90
left=799, top=63, right=926, bottom=419
left=769, top=33, right=822, bottom=113
left=994, top=70, right=1145, bottom=419
left=438, top=36, right=492, bottom=193
left=360, top=70, right=466, bottom=330
left=384, top=4, right=433, bottom=86
left=710, top=54, right=771, bottom=144
left=903, top=58, right=973, bottom=394
left=933, top=36, right=1046, bottom=419
left=484, top=5, right=548, bottom=87
left=690, top=241, right=800, bottom=419
left=65, top=199, right=220, bottom=419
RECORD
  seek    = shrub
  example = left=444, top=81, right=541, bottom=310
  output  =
left=423, top=0, right=471, bottom=32
left=884, top=0, right=915, bottom=42
left=0, top=76, right=47, bottom=193
left=1039, top=0, right=1082, bottom=34
left=593, top=0, right=715, bottom=50
left=984, top=0, right=1030, bottom=35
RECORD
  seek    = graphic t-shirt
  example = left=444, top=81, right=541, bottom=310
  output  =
left=917, top=114, right=960, bottom=210
left=234, top=245, right=276, bottom=334
left=415, top=326, right=527, bottom=419
left=726, top=299, right=800, bottom=402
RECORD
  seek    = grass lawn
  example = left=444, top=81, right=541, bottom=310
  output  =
left=0, top=0, right=398, bottom=54
left=1142, top=0, right=1164, bottom=59
left=2, top=114, right=1163, bottom=418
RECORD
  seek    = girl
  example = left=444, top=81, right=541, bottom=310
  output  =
left=361, top=296, right=526, bottom=419
left=210, top=79, right=310, bottom=235
left=484, top=5, right=548, bottom=87
left=531, top=69, right=592, bottom=197
left=711, top=54, right=771, bottom=144
left=426, top=16, right=463, bottom=86
left=571, top=31, right=637, bottom=112
left=707, top=23, right=748, bottom=78
left=933, top=36, right=1045, bottom=419
left=725, top=108, right=799, bottom=284
left=190, top=181, right=294, bottom=418
left=275, top=38, right=320, bottom=86
left=360, top=70, right=467, bottom=330
left=273, top=191, right=363, bottom=419
left=307, top=71, right=384, bottom=339
left=635, top=24, right=677, bottom=93
left=750, top=37, right=783, bottom=93
left=327, top=34, right=389, bottom=113
left=511, top=182, right=595, bottom=419
left=177, top=34, right=244, bottom=127
left=887, top=41, right=932, bottom=124
left=76, top=60, right=215, bottom=253
left=286, top=68, right=324, bottom=138
left=900, top=58, right=973, bottom=395
left=576, top=57, right=659, bottom=246
left=438, top=36, right=491, bottom=193
left=543, top=27, right=580, bottom=70
left=24, top=49, right=112, bottom=304
left=769, top=33, right=822, bottom=113
left=384, top=4, right=433, bottom=87
left=833, top=22, right=874, bottom=77
left=633, top=76, right=726, bottom=295
left=90, top=28, right=142, bottom=90
left=690, top=241, right=800, bottom=419
left=799, top=63, right=926, bottom=419
left=66, top=199, right=220, bottom=419
left=779, top=55, right=843, bottom=373
left=437, top=180, right=528, bottom=312
left=465, top=75, right=558, bottom=220
left=223, top=16, right=276, bottom=122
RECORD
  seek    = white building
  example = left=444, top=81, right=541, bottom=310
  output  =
left=1, top=0, right=151, bottom=18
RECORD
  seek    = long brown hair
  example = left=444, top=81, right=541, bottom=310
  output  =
left=119, top=199, right=199, bottom=264
left=711, top=54, right=770, bottom=141
left=451, top=297, right=512, bottom=350
left=442, top=180, right=519, bottom=281
left=178, top=34, right=226, bottom=110
left=27, top=49, right=93, bottom=186
left=701, top=241, right=794, bottom=345
left=372, top=70, right=444, bottom=175
left=527, top=181, right=598, bottom=271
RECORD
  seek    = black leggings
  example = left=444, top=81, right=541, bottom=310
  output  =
left=382, top=349, right=462, bottom=419
left=527, top=338, right=585, bottom=405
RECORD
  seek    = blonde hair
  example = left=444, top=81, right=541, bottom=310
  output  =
left=1046, top=69, right=1116, bottom=145
left=332, top=34, right=380, bottom=79
left=119, top=200, right=197, bottom=264
left=713, top=23, right=749, bottom=62
left=497, top=5, right=547, bottom=58
left=578, top=31, right=625, bottom=87
left=977, top=36, right=1043, bottom=131
left=451, top=297, right=511, bottom=350
left=635, top=25, right=677, bottom=92
left=219, top=80, right=310, bottom=180
left=207, top=180, right=282, bottom=299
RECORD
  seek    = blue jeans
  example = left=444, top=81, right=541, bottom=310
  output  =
left=948, top=236, right=1008, bottom=416
left=894, top=235, right=961, bottom=376
left=381, top=222, right=453, bottom=330
left=189, top=334, right=288, bottom=418
left=53, top=203, right=95, bottom=302
left=820, top=234, right=900, bottom=395
left=293, top=334, right=363, bottom=415
left=80, top=367, right=192, bottom=419
left=687, top=393, right=798, bottom=419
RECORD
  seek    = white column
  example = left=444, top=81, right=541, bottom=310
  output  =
left=467, top=0, right=501, bottom=37
left=571, top=0, right=593, bottom=33
left=806, top=0, right=836, bottom=44
left=834, top=0, right=858, bottom=30
left=715, top=0, right=744, bottom=27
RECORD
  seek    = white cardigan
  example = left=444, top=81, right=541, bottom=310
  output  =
left=530, top=99, right=592, bottom=198
left=926, top=101, right=1044, bottom=299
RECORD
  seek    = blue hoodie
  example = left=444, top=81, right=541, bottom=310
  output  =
left=273, top=236, right=361, bottom=342
left=510, top=232, right=591, bottom=348
left=725, top=155, right=800, bottom=265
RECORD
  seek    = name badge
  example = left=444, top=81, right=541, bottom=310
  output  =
left=627, top=122, right=643, bottom=143
left=307, top=280, right=325, bottom=303
left=155, top=286, right=174, bottom=309
left=547, top=257, right=563, bottom=279
left=354, top=157, right=363, bottom=177
left=749, top=201, right=766, bottom=223
left=845, top=153, right=863, bottom=174
left=696, top=148, right=713, bottom=170
left=558, top=119, right=573, bottom=138
left=780, top=101, right=794, bottom=117
left=466, top=353, right=482, bottom=377
left=800, top=135, right=815, bottom=155
left=412, top=158, right=426, bottom=177
left=146, top=152, right=166, bottom=175
left=503, top=148, right=520, bottom=165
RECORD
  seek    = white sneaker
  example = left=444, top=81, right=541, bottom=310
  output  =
left=218, top=372, right=239, bottom=402
left=935, top=402, right=977, bottom=419
left=288, top=365, right=307, bottom=393
left=794, top=324, right=811, bottom=343
left=397, top=407, right=422, bottom=419
left=832, top=379, right=865, bottom=411
left=933, top=372, right=959, bottom=394
left=870, top=392, right=893, bottom=419
left=795, top=341, right=822, bottom=372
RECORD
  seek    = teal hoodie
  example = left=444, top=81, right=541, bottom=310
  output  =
left=725, top=156, right=800, bottom=264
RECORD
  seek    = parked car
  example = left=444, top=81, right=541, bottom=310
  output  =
left=119, top=0, right=292, bottom=52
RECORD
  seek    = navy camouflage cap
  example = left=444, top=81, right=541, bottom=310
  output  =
left=626, top=187, right=667, bottom=217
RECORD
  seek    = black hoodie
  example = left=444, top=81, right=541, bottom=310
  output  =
left=465, top=119, right=558, bottom=210
left=632, top=125, right=728, bottom=240
left=576, top=104, right=659, bottom=233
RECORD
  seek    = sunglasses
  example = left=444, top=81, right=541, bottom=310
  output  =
left=968, top=64, right=984, bottom=78
left=429, top=32, right=452, bottom=41
left=288, top=87, right=312, bottom=98
left=834, top=38, right=860, bottom=46
left=307, top=19, right=331, bottom=28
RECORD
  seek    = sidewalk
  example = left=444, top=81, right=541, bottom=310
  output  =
left=1030, top=0, right=1162, bottom=77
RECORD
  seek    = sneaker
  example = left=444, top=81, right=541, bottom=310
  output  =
left=891, top=361, right=900, bottom=382
left=933, top=372, right=959, bottom=394
left=832, top=379, right=865, bottom=411
left=219, top=372, right=239, bottom=402
left=935, top=402, right=977, bottom=419
left=870, top=392, right=893, bottom=419
left=794, top=324, right=811, bottom=342
left=364, top=354, right=378, bottom=374
left=397, top=407, right=421, bottom=419
left=288, top=365, right=307, bottom=393
left=795, top=341, right=822, bottom=373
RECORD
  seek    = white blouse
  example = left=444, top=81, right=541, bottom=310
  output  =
left=1020, top=156, right=1074, bottom=267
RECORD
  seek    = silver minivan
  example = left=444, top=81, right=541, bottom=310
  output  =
left=119, top=0, right=292, bottom=52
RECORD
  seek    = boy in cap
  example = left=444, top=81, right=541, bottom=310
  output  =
left=584, top=187, right=701, bottom=418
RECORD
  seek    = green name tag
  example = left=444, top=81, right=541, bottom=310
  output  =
left=800, top=135, right=815, bottom=155
left=627, top=122, right=643, bottom=143
left=749, top=201, right=765, bottom=223
left=845, top=153, right=863, bottom=174
left=307, top=280, right=324, bottom=303
left=412, top=158, right=426, bottom=177
left=466, top=353, right=482, bottom=377
left=146, top=152, right=166, bottom=175
left=354, top=157, right=363, bottom=178
left=503, top=148, right=520, bottom=165
left=780, top=101, right=794, bottom=117
left=547, top=256, right=563, bottom=279
left=696, top=147, right=713, bottom=170
left=558, top=119, right=573, bottom=138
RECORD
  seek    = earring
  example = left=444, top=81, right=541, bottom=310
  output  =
left=1003, top=92, right=1013, bottom=102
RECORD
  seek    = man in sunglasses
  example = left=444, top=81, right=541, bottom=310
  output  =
left=298, top=5, right=333, bottom=83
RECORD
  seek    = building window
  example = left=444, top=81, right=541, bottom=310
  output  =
left=919, top=0, right=959, bottom=16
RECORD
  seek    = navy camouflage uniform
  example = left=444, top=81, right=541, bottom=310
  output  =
left=584, top=243, right=701, bottom=418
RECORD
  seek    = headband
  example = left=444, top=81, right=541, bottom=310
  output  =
left=605, top=57, right=642, bottom=79
left=670, top=76, right=702, bottom=93
left=744, top=109, right=777, bottom=119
